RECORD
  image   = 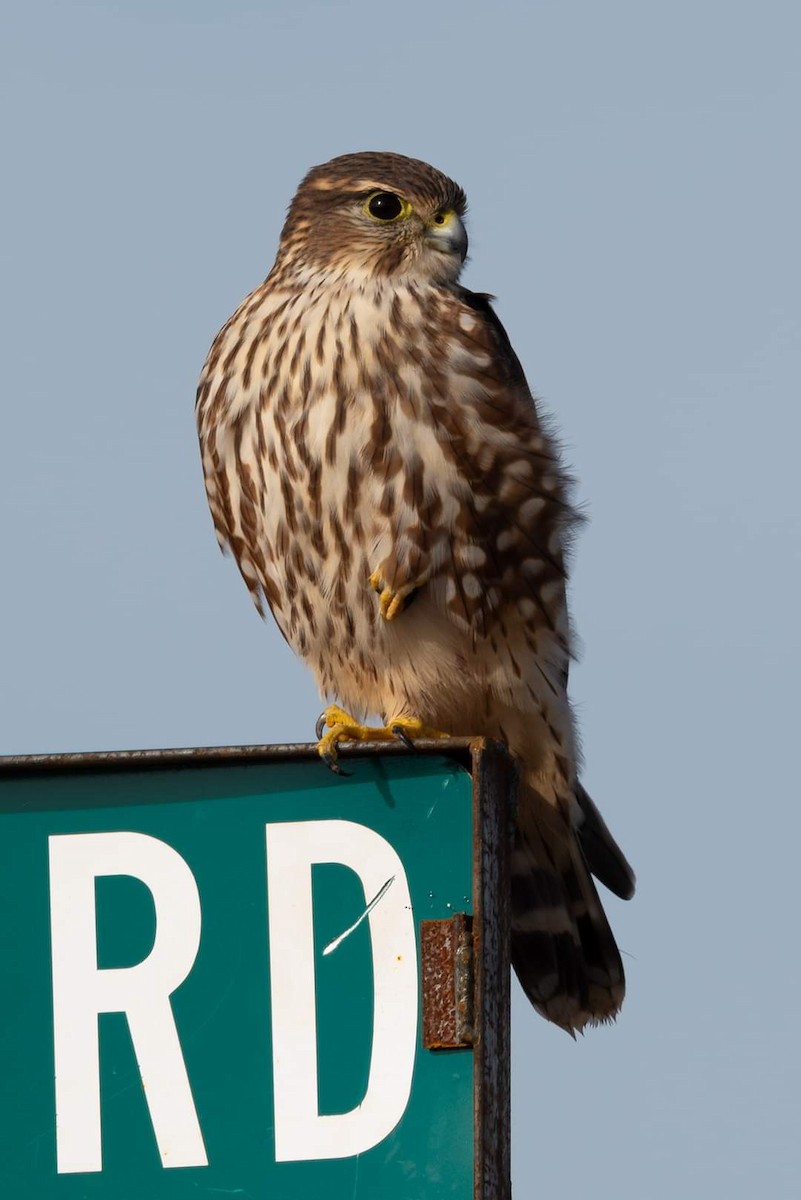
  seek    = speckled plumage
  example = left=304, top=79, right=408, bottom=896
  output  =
left=196, top=151, right=634, bottom=1032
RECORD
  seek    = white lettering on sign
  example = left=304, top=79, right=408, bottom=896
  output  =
left=265, top=819, right=418, bottom=1163
left=48, top=832, right=207, bottom=1174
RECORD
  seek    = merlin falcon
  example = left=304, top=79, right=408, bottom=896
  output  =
left=196, top=151, right=635, bottom=1033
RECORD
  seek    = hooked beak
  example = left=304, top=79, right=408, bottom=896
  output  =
left=425, top=210, right=468, bottom=262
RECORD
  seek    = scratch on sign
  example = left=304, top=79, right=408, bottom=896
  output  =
left=323, top=876, right=395, bottom=956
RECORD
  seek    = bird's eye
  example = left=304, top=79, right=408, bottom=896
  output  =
left=433, top=212, right=446, bottom=225
left=366, top=192, right=406, bottom=222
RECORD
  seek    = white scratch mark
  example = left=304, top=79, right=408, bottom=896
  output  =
left=323, top=876, right=395, bottom=956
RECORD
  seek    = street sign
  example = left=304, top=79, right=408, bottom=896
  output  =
left=0, top=740, right=513, bottom=1199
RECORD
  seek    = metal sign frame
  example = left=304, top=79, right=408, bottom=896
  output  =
left=0, top=738, right=514, bottom=1199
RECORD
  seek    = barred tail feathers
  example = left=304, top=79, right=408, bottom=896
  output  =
left=511, top=785, right=626, bottom=1034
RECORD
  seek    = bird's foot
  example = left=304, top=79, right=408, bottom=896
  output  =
left=369, top=568, right=425, bottom=621
left=315, top=706, right=449, bottom=775
left=385, top=715, right=450, bottom=750
left=315, top=706, right=394, bottom=776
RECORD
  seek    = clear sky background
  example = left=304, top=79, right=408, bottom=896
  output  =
left=2, top=1, right=799, bottom=1195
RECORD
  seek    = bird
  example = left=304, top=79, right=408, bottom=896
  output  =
left=196, top=151, right=635, bottom=1033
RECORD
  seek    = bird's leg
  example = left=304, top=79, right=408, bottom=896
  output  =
left=369, top=567, right=428, bottom=622
left=315, top=705, right=449, bottom=775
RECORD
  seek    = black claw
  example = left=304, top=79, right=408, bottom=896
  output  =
left=400, top=586, right=421, bottom=612
left=391, top=725, right=416, bottom=751
left=315, top=711, right=327, bottom=740
left=322, top=752, right=351, bottom=778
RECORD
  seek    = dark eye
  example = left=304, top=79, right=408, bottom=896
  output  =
left=367, top=192, right=404, bottom=221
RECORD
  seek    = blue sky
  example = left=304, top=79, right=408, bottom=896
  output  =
left=2, top=2, right=800, bottom=1195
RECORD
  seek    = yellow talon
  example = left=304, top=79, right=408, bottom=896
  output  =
left=315, top=705, right=450, bottom=774
left=316, top=705, right=364, bottom=739
left=386, top=716, right=450, bottom=743
left=369, top=569, right=421, bottom=622
left=315, top=705, right=393, bottom=774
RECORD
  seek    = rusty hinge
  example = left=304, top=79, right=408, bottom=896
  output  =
left=421, top=913, right=475, bottom=1049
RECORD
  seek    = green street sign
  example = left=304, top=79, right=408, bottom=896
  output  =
left=0, top=741, right=513, bottom=1199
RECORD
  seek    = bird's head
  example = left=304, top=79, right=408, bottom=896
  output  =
left=275, top=151, right=468, bottom=285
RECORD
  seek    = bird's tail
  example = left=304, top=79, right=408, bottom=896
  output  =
left=510, top=783, right=627, bottom=1034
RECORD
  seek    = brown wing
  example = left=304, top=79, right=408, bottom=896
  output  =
left=195, top=312, right=284, bottom=624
